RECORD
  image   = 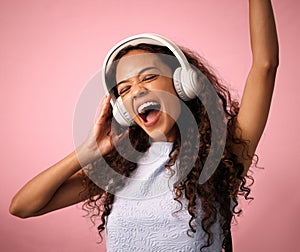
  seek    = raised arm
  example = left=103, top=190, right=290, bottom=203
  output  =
left=236, top=0, right=279, bottom=175
left=9, top=95, right=118, bottom=218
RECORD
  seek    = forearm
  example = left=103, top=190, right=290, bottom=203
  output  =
left=249, top=0, right=279, bottom=67
left=235, top=0, right=279, bottom=177
left=9, top=72, right=117, bottom=218
left=9, top=151, right=83, bottom=218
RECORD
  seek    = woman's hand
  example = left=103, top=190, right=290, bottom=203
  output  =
left=76, top=95, right=128, bottom=166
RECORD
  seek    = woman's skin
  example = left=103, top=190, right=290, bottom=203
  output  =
left=9, top=0, right=278, bottom=218
left=116, top=50, right=181, bottom=142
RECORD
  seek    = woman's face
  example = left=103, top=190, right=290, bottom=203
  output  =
left=115, top=49, right=181, bottom=142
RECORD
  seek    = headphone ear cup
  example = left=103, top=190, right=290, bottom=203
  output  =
left=173, top=67, right=202, bottom=101
left=112, top=97, right=135, bottom=127
left=173, top=68, right=190, bottom=101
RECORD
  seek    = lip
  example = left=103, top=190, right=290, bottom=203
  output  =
left=134, top=98, right=159, bottom=113
left=133, top=98, right=162, bottom=127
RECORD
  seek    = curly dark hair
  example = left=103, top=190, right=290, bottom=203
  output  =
left=81, top=43, right=255, bottom=251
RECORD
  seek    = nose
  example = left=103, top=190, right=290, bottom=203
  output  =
left=132, top=82, right=148, bottom=99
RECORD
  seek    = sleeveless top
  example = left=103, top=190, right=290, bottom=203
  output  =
left=106, top=142, right=223, bottom=252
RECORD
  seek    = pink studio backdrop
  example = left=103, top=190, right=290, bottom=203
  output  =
left=1, top=0, right=299, bottom=251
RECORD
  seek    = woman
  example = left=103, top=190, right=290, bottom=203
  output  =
left=9, top=0, right=279, bottom=251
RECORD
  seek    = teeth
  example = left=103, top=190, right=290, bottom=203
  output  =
left=137, top=101, right=160, bottom=114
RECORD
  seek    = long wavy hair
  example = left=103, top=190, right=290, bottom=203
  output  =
left=81, top=43, right=255, bottom=251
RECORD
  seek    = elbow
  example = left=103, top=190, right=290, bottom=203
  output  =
left=252, top=58, right=279, bottom=76
left=254, top=55, right=279, bottom=71
left=9, top=199, right=33, bottom=219
left=266, top=57, right=279, bottom=70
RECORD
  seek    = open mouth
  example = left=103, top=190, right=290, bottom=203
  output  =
left=137, top=101, right=161, bottom=123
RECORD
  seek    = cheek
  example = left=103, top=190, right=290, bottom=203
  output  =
left=121, top=96, right=137, bottom=119
left=160, top=90, right=181, bottom=122
left=165, top=99, right=181, bottom=123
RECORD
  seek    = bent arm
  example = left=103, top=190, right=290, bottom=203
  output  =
left=9, top=96, right=116, bottom=218
left=235, top=0, right=279, bottom=175
left=9, top=151, right=101, bottom=218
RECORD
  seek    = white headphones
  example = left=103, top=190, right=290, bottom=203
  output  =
left=102, top=33, right=202, bottom=127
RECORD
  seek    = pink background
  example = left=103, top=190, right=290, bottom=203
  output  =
left=1, top=0, right=299, bottom=251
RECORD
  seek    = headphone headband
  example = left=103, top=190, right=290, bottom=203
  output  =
left=101, top=33, right=202, bottom=126
left=102, top=33, right=190, bottom=98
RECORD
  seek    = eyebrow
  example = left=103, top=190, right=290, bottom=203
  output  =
left=116, top=66, right=160, bottom=86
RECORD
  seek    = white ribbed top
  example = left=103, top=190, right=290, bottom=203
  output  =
left=106, top=142, right=223, bottom=252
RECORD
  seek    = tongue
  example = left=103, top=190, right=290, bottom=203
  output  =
left=145, top=109, right=159, bottom=123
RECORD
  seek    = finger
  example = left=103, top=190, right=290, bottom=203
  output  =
left=96, top=95, right=112, bottom=124
left=93, top=96, right=112, bottom=138
left=94, top=115, right=113, bottom=141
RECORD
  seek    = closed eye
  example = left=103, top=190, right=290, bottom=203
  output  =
left=117, top=74, right=159, bottom=96
left=118, top=85, right=131, bottom=96
left=142, top=74, right=158, bottom=82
